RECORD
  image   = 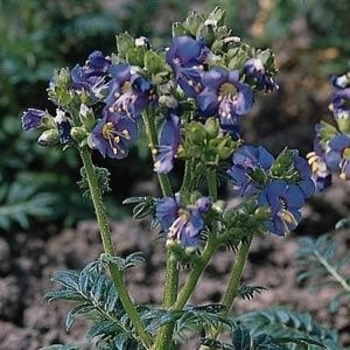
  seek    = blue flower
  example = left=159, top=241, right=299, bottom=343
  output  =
left=55, top=109, right=71, bottom=145
left=290, top=151, right=315, bottom=198
left=166, top=36, right=209, bottom=97
left=21, top=108, right=47, bottom=131
left=258, top=180, right=305, bottom=236
left=244, top=58, right=279, bottom=92
left=105, top=63, right=156, bottom=119
left=307, top=131, right=332, bottom=192
left=90, top=109, right=137, bottom=159
left=325, top=134, right=350, bottom=180
left=155, top=194, right=211, bottom=247
left=197, top=67, right=254, bottom=127
left=71, top=50, right=112, bottom=101
left=154, top=114, right=180, bottom=174
left=227, top=145, right=274, bottom=196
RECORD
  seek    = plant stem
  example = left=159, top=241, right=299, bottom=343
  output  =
left=142, top=110, right=172, bottom=197
left=206, top=167, right=217, bottom=200
left=142, top=110, right=178, bottom=349
left=171, top=235, right=219, bottom=311
left=211, top=235, right=253, bottom=339
left=180, top=159, right=195, bottom=193
left=79, top=148, right=153, bottom=349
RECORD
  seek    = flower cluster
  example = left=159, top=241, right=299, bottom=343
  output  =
left=307, top=72, right=350, bottom=189
left=22, top=7, right=312, bottom=247
left=227, top=146, right=315, bottom=236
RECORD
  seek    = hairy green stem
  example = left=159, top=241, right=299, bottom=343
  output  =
left=79, top=148, right=153, bottom=349
left=142, top=110, right=178, bottom=349
left=210, top=235, right=253, bottom=340
left=206, top=168, right=217, bottom=200
left=171, top=235, right=219, bottom=312
left=180, top=159, right=195, bottom=193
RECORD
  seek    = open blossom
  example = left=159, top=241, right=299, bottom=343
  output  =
left=155, top=194, right=211, bottom=247
left=154, top=114, right=180, bottom=174
left=71, top=50, right=112, bottom=101
left=244, top=58, right=279, bottom=92
left=21, top=108, right=47, bottom=131
left=90, top=109, right=137, bottom=159
left=197, top=67, right=254, bottom=128
left=329, top=74, right=350, bottom=119
left=227, top=145, right=274, bottom=196
left=307, top=132, right=332, bottom=192
left=290, top=151, right=315, bottom=198
left=105, top=63, right=156, bottom=119
left=166, top=36, right=209, bottom=97
left=258, top=180, right=305, bottom=236
left=324, top=134, right=350, bottom=180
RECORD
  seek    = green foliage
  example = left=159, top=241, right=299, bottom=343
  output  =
left=234, top=307, right=341, bottom=350
left=238, top=284, right=268, bottom=300
left=0, top=182, right=57, bottom=230
left=297, top=233, right=350, bottom=313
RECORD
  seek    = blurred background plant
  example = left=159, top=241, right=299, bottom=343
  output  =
left=2, top=0, right=350, bottom=231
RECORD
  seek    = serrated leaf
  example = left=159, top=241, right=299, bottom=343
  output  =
left=232, top=326, right=251, bottom=350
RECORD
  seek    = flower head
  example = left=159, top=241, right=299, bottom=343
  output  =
left=155, top=194, right=211, bottom=247
left=244, top=58, right=279, bottom=92
left=21, top=108, right=47, bottom=131
left=154, top=114, right=180, bottom=174
left=197, top=67, right=254, bottom=127
left=105, top=63, right=156, bottom=119
left=90, top=109, right=137, bottom=159
left=258, top=180, right=305, bottom=236
left=329, top=74, right=350, bottom=119
left=290, top=151, right=315, bottom=198
left=71, top=50, right=112, bottom=101
left=227, top=145, right=274, bottom=196
left=325, top=134, right=350, bottom=180
left=166, top=36, right=209, bottom=97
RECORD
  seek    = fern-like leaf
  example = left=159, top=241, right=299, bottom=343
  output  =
left=0, top=183, right=57, bottom=230
left=238, top=284, right=268, bottom=300
left=235, top=307, right=341, bottom=350
left=297, top=233, right=350, bottom=312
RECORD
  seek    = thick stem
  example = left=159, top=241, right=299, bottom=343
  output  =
left=171, top=235, right=219, bottom=312
left=79, top=148, right=153, bottom=349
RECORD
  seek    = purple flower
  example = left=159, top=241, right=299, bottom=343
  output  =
left=244, top=58, right=279, bottom=92
left=307, top=132, right=332, bottom=192
left=90, top=109, right=137, bottom=159
left=71, top=50, right=112, bottom=101
left=325, top=134, right=350, bottom=180
left=290, top=151, right=315, bottom=198
left=105, top=63, right=156, bottom=119
left=330, top=88, right=350, bottom=119
left=21, top=108, right=46, bottom=131
left=197, top=67, right=254, bottom=127
left=155, top=194, right=211, bottom=247
left=166, top=36, right=209, bottom=97
left=54, top=109, right=71, bottom=145
left=227, top=145, right=274, bottom=196
left=154, top=114, right=180, bottom=174
left=258, top=180, right=305, bottom=236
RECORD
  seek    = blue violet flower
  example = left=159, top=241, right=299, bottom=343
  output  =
left=258, top=179, right=305, bottom=236
left=90, top=109, right=137, bottom=159
left=166, top=36, right=209, bottom=97
left=227, top=145, right=274, bottom=196
left=21, top=108, right=47, bottom=131
left=197, top=67, right=254, bottom=128
left=155, top=194, right=211, bottom=247
left=154, top=114, right=180, bottom=174
left=105, top=63, right=156, bottom=119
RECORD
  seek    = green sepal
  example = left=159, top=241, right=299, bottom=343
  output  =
left=47, top=68, right=72, bottom=106
left=116, top=32, right=135, bottom=59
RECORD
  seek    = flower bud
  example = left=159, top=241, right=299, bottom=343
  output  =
left=70, top=127, right=88, bottom=143
left=37, top=129, right=59, bottom=147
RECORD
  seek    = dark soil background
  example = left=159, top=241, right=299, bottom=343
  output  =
left=2, top=9, right=350, bottom=350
